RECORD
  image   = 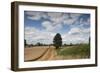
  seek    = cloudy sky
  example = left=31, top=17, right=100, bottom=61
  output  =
left=24, top=11, right=90, bottom=45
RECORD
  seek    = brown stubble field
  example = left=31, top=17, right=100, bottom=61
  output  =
left=24, top=46, right=57, bottom=61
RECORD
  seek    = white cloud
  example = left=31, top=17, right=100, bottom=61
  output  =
left=42, top=21, right=53, bottom=31
left=47, top=13, right=81, bottom=25
left=42, top=21, right=62, bottom=31
left=26, top=11, right=83, bottom=32
left=26, top=11, right=48, bottom=20
left=62, top=33, right=89, bottom=44
left=63, top=13, right=81, bottom=25
left=25, top=27, right=56, bottom=44
left=47, top=12, right=63, bottom=24
left=62, top=27, right=90, bottom=44
left=70, top=14, right=81, bottom=19
left=41, top=13, right=82, bottom=31
left=68, top=27, right=81, bottom=34
left=80, top=18, right=90, bottom=26
left=26, top=11, right=41, bottom=20
left=68, top=27, right=90, bottom=35
left=47, top=12, right=63, bottom=18
left=27, top=16, right=41, bottom=20
left=63, top=18, right=77, bottom=25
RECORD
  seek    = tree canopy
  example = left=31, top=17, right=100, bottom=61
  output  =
left=24, top=39, right=27, bottom=46
left=53, top=33, right=62, bottom=49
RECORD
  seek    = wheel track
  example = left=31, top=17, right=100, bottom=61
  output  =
left=25, top=46, right=56, bottom=61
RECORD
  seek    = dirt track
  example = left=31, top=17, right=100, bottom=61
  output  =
left=24, top=46, right=57, bottom=61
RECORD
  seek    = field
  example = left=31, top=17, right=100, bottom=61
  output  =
left=57, top=44, right=90, bottom=59
left=24, top=44, right=90, bottom=62
left=24, top=46, right=56, bottom=61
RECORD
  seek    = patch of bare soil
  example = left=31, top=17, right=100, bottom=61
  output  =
left=24, top=46, right=49, bottom=61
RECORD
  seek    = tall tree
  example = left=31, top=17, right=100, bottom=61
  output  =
left=89, top=37, right=90, bottom=44
left=53, top=33, right=62, bottom=49
left=24, top=39, right=27, bottom=46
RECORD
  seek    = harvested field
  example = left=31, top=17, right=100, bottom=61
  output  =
left=24, top=46, right=56, bottom=61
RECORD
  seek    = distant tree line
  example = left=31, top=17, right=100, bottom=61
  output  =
left=24, top=39, right=53, bottom=47
left=24, top=34, right=90, bottom=49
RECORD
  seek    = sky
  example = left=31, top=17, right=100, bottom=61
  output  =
left=24, top=11, right=90, bottom=45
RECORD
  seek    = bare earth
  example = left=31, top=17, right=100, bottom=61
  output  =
left=24, top=46, right=57, bottom=61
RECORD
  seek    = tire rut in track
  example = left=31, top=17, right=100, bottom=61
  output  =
left=25, top=46, right=56, bottom=61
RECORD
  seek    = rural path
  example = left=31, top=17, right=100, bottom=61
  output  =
left=24, top=46, right=57, bottom=61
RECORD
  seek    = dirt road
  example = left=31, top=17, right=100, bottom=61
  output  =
left=24, top=46, right=56, bottom=61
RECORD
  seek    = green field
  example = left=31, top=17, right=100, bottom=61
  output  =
left=57, top=44, right=90, bottom=59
